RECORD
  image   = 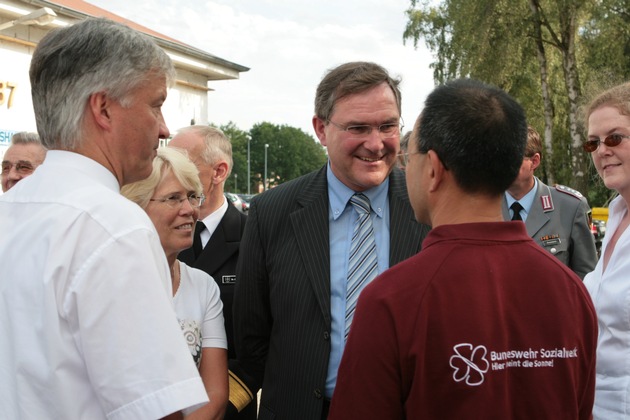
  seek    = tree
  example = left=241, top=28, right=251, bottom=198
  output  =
left=248, top=122, right=327, bottom=190
left=219, top=122, right=249, bottom=193
left=403, top=0, right=601, bottom=195
left=219, top=121, right=327, bottom=193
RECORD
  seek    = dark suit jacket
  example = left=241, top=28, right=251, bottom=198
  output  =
left=178, top=203, right=254, bottom=419
left=502, top=177, right=597, bottom=279
left=233, top=166, right=430, bottom=420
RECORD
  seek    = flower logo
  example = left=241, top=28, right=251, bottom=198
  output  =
left=179, top=319, right=202, bottom=367
left=449, top=343, right=489, bottom=386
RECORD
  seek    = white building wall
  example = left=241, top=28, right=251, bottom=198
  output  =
left=0, top=43, right=210, bottom=159
left=0, top=40, right=37, bottom=160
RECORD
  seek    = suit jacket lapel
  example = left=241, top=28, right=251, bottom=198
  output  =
left=525, top=179, right=551, bottom=238
left=501, top=178, right=550, bottom=238
left=290, top=167, right=332, bottom=325
left=177, top=204, right=244, bottom=271
left=178, top=241, right=196, bottom=265
left=388, top=168, right=423, bottom=265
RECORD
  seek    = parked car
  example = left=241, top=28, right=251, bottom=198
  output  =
left=591, top=218, right=606, bottom=257
left=237, top=194, right=254, bottom=213
left=225, top=192, right=247, bottom=214
left=591, top=206, right=609, bottom=258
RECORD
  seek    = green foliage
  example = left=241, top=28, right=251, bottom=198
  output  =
left=218, top=121, right=327, bottom=193
left=403, top=0, right=628, bottom=204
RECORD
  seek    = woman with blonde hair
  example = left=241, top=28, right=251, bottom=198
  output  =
left=583, top=82, right=630, bottom=419
left=122, top=147, right=228, bottom=419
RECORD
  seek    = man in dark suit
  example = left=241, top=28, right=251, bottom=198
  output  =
left=502, top=126, right=597, bottom=279
left=168, top=126, right=253, bottom=419
left=233, top=62, right=431, bottom=420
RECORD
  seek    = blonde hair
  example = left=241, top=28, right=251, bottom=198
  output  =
left=121, top=147, right=202, bottom=208
left=583, top=82, right=630, bottom=131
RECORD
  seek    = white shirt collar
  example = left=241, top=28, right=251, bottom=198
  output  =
left=199, top=196, right=229, bottom=246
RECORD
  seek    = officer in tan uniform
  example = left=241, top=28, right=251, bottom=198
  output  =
left=502, top=126, right=597, bottom=279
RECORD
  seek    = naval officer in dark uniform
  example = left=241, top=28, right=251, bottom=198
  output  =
left=503, top=126, right=597, bottom=279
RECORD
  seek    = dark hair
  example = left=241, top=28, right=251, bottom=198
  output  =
left=415, top=78, right=527, bottom=195
left=314, top=61, right=401, bottom=122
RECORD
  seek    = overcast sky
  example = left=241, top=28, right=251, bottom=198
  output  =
left=88, top=0, right=436, bottom=138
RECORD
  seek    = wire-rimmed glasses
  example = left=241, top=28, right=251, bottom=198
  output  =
left=149, top=193, right=205, bottom=208
left=1, top=161, right=35, bottom=175
left=327, top=119, right=404, bottom=139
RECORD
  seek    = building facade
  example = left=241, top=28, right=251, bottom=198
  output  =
left=0, top=0, right=248, bottom=156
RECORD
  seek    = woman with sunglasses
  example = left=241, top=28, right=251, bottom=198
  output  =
left=583, top=82, right=630, bottom=420
left=122, top=147, right=228, bottom=419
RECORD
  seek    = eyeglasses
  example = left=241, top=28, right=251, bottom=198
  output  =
left=397, top=151, right=422, bottom=166
left=149, top=193, right=205, bottom=208
left=327, top=119, right=403, bottom=139
left=1, top=161, right=35, bottom=175
left=583, top=133, right=630, bottom=152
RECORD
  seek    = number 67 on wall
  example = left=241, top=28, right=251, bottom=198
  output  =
left=0, top=81, right=17, bottom=109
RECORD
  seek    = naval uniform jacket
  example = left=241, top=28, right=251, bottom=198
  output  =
left=233, top=166, right=430, bottom=420
left=502, top=177, right=597, bottom=279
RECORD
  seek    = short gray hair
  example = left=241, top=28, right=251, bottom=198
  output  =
left=11, top=132, right=46, bottom=149
left=175, top=125, right=233, bottom=177
left=29, top=18, right=176, bottom=150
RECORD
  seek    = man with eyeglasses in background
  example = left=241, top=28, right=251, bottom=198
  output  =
left=1, top=131, right=47, bottom=192
left=232, top=61, right=430, bottom=420
left=502, top=125, right=597, bottom=279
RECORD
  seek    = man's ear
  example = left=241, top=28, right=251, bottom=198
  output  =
left=312, top=116, right=328, bottom=146
left=213, top=161, right=230, bottom=185
left=88, top=92, right=113, bottom=130
left=427, top=150, right=446, bottom=192
left=531, top=152, right=542, bottom=171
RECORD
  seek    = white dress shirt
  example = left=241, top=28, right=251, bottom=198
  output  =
left=0, top=151, right=208, bottom=419
left=585, top=195, right=630, bottom=419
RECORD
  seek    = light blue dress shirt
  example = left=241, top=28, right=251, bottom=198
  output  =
left=505, top=177, right=538, bottom=221
left=325, top=163, right=390, bottom=398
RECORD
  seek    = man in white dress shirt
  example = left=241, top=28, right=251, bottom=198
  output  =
left=0, top=18, right=208, bottom=419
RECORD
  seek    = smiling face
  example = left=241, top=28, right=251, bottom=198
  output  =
left=314, top=82, right=400, bottom=192
left=145, top=169, right=199, bottom=260
left=588, top=105, right=630, bottom=200
left=1, top=143, right=46, bottom=192
left=110, top=73, right=170, bottom=186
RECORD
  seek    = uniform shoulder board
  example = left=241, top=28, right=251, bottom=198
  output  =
left=554, top=184, right=583, bottom=199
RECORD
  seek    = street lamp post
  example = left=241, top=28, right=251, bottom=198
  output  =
left=247, top=136, right=251, bottom=195
left=234, top=173, right=238, bottom=192
left=264, top=143, right=269, bottom=191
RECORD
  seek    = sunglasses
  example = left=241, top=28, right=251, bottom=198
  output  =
left=583, top=133, right=630, bottom=152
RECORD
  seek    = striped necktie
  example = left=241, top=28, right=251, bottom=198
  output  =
left=345, top=193, right=378, bottom=340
